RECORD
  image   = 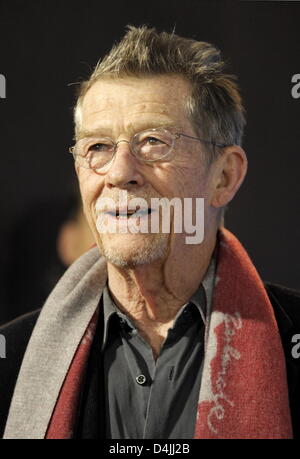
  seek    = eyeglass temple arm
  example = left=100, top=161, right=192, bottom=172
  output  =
left=177, top=133, right=229, bottom=148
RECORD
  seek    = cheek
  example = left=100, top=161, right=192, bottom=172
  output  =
left=77, top=168, right=99, bottom=197
left=154, top=163, right=207, bottom=199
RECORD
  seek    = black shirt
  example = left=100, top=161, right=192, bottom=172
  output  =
left=102, top=259, right=215, bottom=439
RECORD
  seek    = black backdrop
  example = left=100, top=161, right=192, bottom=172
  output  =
left=0, top=0, right=299, bottom=323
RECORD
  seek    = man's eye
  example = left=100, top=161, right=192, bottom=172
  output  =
left=87, top=143, right=112, bottom=153
left=90, top=143, right=107, bottom=151
left=145, top=136, right=165, bottom=145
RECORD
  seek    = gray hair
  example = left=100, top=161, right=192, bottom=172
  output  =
left=73, top=25, right=246, bottom=165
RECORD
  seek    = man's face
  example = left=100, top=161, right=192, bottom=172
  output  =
left=76, top=75, right=216, bottom=267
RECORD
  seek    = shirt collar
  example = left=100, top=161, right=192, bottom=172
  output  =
left=101, top=286, right=119, bottom=351
left=177, top=251, right=216, bottom=325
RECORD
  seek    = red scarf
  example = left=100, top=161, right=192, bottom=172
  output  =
left=46, top=228, right=293, bottom=439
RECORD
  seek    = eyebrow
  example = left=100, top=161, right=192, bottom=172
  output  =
left=76, top=121, right=180, bottom=141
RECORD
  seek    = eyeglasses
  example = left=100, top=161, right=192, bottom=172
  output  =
left=69, top=127, right=229, bottom=171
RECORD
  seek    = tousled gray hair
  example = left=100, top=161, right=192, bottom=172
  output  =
left=74, top=25, right=246, bottom=165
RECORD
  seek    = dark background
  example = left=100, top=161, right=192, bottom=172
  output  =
left=0, top=0, right=299, bottom=323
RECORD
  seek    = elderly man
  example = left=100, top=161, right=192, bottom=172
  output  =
left=1, top=26, right=300, bottom=440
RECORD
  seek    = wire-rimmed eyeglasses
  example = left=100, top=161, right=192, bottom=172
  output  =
left=69, top=127, right=229, bottom=171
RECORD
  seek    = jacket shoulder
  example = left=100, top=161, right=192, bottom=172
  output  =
left=265, top=282, right=300, bottom=328
left=0, top=309, right=40, bottom=437
left=265, top=281, right=300, bottom=302
left=0, top=308, right=41, bottom=342
left=265, top=282, right=300, bottom=438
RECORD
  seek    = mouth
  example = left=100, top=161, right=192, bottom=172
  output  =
left=105, top=207, right=153, bottom=218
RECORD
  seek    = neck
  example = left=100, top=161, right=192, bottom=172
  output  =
left=106, top=231, right=217, bottom=355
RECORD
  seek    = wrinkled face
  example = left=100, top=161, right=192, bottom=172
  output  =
left=75, top=75, right=216, bottom=267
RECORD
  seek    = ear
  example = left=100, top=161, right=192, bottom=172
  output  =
left=210, top=146, right=248, bottom=208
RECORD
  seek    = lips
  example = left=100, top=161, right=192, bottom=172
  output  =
left=105, top=207, right=152, bottom=218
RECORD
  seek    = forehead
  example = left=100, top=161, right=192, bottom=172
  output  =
left=79, top=75, right=192, bottom=136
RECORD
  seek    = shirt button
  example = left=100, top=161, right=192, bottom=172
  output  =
left=136, top=374, right=146, bottom=385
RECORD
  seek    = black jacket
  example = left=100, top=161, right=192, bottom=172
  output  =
left=0, top=282, right=300, bottom=439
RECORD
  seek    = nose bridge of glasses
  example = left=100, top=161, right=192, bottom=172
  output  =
left=115, top=138, right=131, bottom=148
left=113, top=138, right=136, bottom=157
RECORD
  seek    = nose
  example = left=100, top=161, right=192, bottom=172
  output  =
left=104, top=140, right=145, bottom=189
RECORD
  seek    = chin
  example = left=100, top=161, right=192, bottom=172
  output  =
left=99, top=233, right=168, bottom=268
